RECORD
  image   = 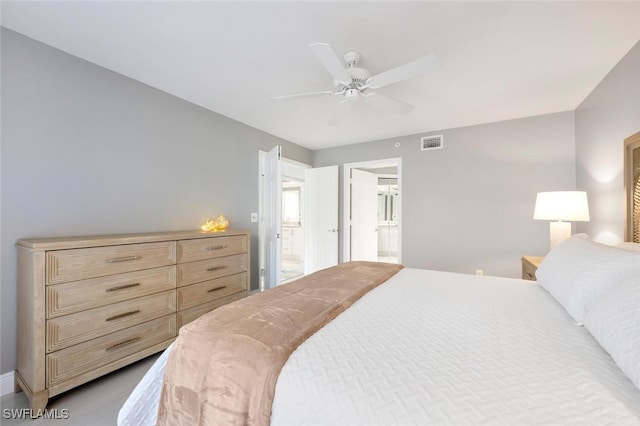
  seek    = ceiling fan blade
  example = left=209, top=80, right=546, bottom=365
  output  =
left=328, top=100, right=352, bottom=126
left=364, top=92, right=414, bottom=114
left=309, top=42, right=353, bottom=85
left=366, top=54, right=440, bottom=89
left=270, top=91, right=334, bottom=101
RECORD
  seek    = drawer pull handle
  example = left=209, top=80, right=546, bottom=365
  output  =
left=106, top=310, right=141, bottom=322
left=106, top=282, right=141, bottom=292
left=207, top=266, right=227, bottom=272
left=106, top=337, right=141, bottom=351
left=206, top=245, right=228, bottom=251
left=106, top=256, right=141, bottom=263
left=207, top=285, right=227, bottom=293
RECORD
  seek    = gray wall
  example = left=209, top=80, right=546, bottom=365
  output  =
left=575, top=42, right=640, bottom=244
left=0, top=29, right=311, bottom=374
left=313, top=111, right=576, bottom=277
left=2, top=26, right=635, bottom=378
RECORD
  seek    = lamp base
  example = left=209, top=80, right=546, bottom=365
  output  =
left=549, top=221, right=571, bottom=250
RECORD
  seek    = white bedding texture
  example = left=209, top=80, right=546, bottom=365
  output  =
left=119, top=266, right=640, bottom=425
left=585, top=279, right=640, bottom=390
left=536, top=234, right=640, bottom=325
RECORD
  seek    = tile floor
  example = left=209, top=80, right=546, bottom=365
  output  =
left=1, top=353, right=160, bottom=425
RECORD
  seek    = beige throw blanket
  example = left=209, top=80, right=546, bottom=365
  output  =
left=157, top=261, right=403, bottom=426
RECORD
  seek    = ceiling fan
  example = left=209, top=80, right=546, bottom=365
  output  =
left=271, top=42, right=440, bottom=123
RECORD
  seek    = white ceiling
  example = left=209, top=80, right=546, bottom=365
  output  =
left=2, top=1, right=639, bottom=150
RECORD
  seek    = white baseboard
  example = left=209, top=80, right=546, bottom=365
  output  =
left=1, top=371, right=15, bottom=396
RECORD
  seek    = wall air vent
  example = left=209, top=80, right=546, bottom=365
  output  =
left=421, top=135, right=444, bottom=151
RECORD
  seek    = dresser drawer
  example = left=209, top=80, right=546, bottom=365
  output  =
left=177, top=254, right=247, bottom=287
left=46, top=241, right=176, bottom=284
left=177, top=273, right=246, bottom=310
left=176, top=235, right=247, bottom=263
left=46, top=315, right=176, bottom=387
left=46, top=290, right=176, bottom=353
left=177, top=291, right=246, bottom=329
left=46, top=266, right=176, bottom=318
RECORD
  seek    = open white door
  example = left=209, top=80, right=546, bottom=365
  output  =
left=262, top=145, right=281, bottom=289
left=350, top=168, right=378, bottom=261
left=304, top=165, right=339, bottom=274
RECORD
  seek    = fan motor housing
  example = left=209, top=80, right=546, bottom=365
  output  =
left=336, top=67, right=371, bottom=92
left=347, top=67, right=370, bottom=83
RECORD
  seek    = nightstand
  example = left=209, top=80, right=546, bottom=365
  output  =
left=521, top=256, right=544, bottom=281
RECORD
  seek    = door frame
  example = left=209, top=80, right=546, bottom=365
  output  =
left=343, top=157, right=402, bottom=263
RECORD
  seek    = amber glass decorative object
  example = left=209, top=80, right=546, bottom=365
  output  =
left=201, top=214, right=229, bottom=232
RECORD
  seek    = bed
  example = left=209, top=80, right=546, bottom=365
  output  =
left=118, top=235, right=640, bottom=425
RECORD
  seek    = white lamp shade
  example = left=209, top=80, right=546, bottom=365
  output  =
left=533, top=191, right=590, bottom=222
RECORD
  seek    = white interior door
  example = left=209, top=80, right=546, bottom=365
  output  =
left=304, top=165, right=339, bottom=274
left=350, top=168, right=378, bottom=261
left=263, top=145, right=281, bottom=289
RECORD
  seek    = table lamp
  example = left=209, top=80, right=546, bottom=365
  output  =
left=534, top=191, right=590, bottom=250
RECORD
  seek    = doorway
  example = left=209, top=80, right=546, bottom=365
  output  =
left=377, top=176, right=399, bottom=263
left=343, top=158, right=402, bottom=264
left=259, top=147, right=339, bottom=290
left=281, top=160, right=309, bottom=283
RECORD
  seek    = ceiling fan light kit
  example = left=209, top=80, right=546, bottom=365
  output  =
left=271, top=42, right=440, bottom=123
left=344, top=88, right=360, bottom=101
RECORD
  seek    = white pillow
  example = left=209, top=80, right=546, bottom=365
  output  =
left=617, top=242, right=640, bottom=252
left=584, top=279, right=640, bottom=390
left=536, top=234, right=640, bottom=325
left=535, top=233, right=590, bottom=310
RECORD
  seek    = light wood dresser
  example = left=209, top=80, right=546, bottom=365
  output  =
left=15, top=229, right=250, bottom=410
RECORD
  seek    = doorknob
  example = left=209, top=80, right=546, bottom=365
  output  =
left=328, top=229, right=338, bottom=233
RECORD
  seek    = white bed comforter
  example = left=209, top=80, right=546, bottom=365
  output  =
left=119, top=268, right=640, bottom=425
